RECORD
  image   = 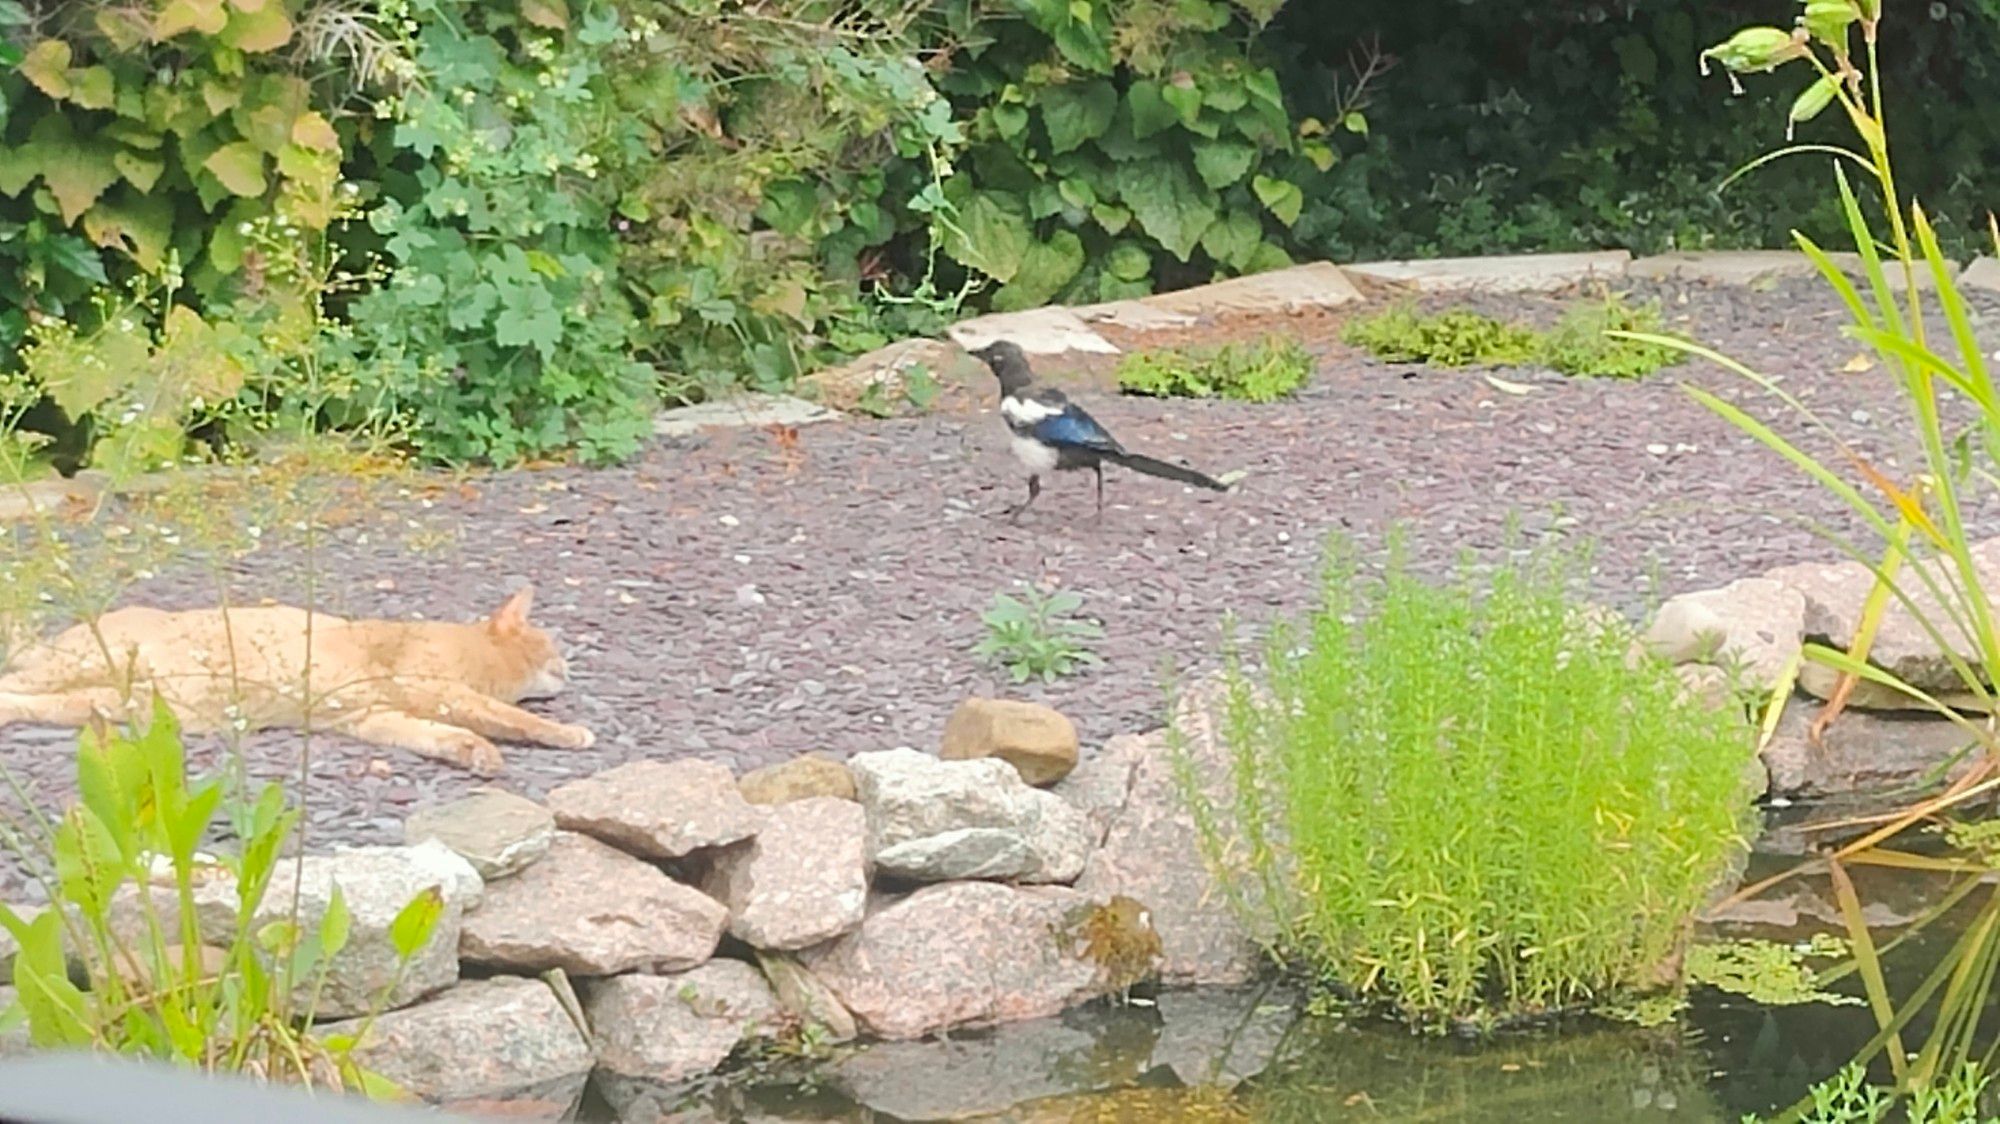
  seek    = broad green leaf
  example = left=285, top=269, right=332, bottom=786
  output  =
left=1342, top=111, right=1368, bottom=136
left=1251, top=174, right=1303, bottom=226
left=1090, top=202, right=1131, bottom=234
left=1107, top=241, right=1151, bottom=281
left=757, top=179, right=818, bottom=237
left=1161, top=81, right=1203, bottom=127
left=17, top=113, right=121, bottom=225
left=203, top=141, right=266, bottom=197
left=1202, top=82, right=1248, bottom=113
left=993, top=231, right=1085, bottom=312
left=1245, top=240, right=1293, bottom=272
left=521, top=0, right=569, bottom=29
left=941, top=185, right=1032, bottom=283
left=219, top=3, right=292, bottom=51
left=1041, top=80, right=1116, bottom=155
left=389, top=887, right=446, bottom=960
left=68, top=67, right=114, bottom=111
left=82, top=191, right=173, bottom=270
left=1200, top=210, right=1262, bottom=270
left=1126, top=80, right=1177, bottom=139
left=237, top=102, right=294, bottom=154
left=1301, top=141, right=1336, bottom=172
left=1056, top=178, right=1095, bottom=210
left=40, top=233, right=107, bottom=284
left=155, top=0, right=229, bottom=39
left=990, top=102, right=1029, bottom=141
left=1192, top=139, right=1256, bottom=189
left=290, top=111, right=340, bottom=152
left=18, top=40, right=71, bottom=99
left=113, top=149, right=165, bottom=192
left=1116, top=159, right=1217, bottom=262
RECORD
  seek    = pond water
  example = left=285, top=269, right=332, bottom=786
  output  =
left=581, top=811, right=1985, bottom=1123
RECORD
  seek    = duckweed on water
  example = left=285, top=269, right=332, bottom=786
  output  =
left=1685, top=934, right=1861, bottom=1007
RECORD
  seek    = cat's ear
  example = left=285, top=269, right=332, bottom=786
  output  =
left=491, top=586, right=535, bottom=634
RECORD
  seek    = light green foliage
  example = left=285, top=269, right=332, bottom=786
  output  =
left=973, top=588, right=1104, bottom=684
left=1340, top=305, right=1539, bottom=367
left=1182, top=537, right=1756, bottom=1025
left=347, top=0, right=656, bottom=466
left=1115, top=335, right=1312, bottom=402
left=1686, top=935, right=1861, bottom=1007
left=0, top=704, right=441, bottom=1088
left=1538, top=295, right=1686, bottom=378
left=1740, top=1062, right=1998, bottom=1124
left=1340, top=295, right=1685, bottom=378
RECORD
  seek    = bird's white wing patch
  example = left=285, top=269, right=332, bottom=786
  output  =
left=1001, top=396, right=1059, bottom=424
left=1010, top=435, right=1060, bottom=473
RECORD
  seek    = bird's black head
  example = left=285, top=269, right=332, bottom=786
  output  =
left=968, top=339, right=1035, bottom=394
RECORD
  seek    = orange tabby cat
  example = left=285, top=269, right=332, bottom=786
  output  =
left=0, top=586, right=592, bottom=774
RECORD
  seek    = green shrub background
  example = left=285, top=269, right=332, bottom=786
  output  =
left=2, top=0, right=1996, bottom=469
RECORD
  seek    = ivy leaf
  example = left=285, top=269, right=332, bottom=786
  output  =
left=1106, top=241, right=1151, bottom=281
left=1090, top=201, right=1131, bottom=235
left=993, top=231, right=1086, bottom=312
left=940, top=182, right=1032, bottom=283
left=1252, top=174, right=1303, bottom=226
left=1200, top=210, right=1262, bottom=270
left=1192, top=139, right=1256, bottom=189
left=203, top=142, right=266, bottom=197
left=991, top=102, right=1029, bottom=142
left=1041, top=80, right=1116, bottom=155
left=1126, top=80, right=1177, bottom=139
left=219, top=4, right=292, bottom=51
left=521, top=0, right=569, bottom=28
left=35, top=117, right=122, bottom=224
left=1116, top=159, right=1217, bottom=262
left=18, top=40, right=71, bottom=99
left=155, top=0, right=229, bottom=39
left=113, top=149, right=166, bottom=192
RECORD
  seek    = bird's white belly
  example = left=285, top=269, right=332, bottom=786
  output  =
left=1010, top=434, right=1060, bottom=473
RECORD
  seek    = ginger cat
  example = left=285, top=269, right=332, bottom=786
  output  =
left=0, top=586, right=592, bottom=774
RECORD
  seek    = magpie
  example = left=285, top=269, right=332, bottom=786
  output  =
left=968, top=339, right=1230, bottom=522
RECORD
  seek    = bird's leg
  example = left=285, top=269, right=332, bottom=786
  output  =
left=1008, top=475, right=1042, bottom=524
left=1093, top=462, right=1105, bottom=516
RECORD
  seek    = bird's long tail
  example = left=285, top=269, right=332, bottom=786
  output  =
left=1106, top=451, right=1231, bottom=491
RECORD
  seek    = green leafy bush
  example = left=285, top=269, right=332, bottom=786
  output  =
left=1340, top=295, right=1684, bottom=378
left=1183, top=538, right=1755, bottom=1025
left=974, top=588, right=1104, bottom=683
left=0, top=703, right=442, bottom=1089
left=929, top=0, right=1351, bottom=310
left=1116, top=335, right=1312, bottom=402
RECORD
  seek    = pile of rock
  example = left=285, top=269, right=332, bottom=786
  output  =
left=2, top=692, right=1268, bottom=1120
left=1643, top=536, right=2000, bottom=799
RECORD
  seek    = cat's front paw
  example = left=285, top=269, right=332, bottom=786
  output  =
left=449, top=733, right=505, bottom=775
left=553, top=724, right=596, bottom=750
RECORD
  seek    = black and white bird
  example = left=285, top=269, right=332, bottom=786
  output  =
left=968, top=339, right=1231, bottom=522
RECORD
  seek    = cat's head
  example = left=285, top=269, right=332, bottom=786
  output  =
left=486, top=585, right=570, bottom=700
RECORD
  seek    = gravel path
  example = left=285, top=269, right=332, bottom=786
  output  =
left=3, top=276, right=1997, bottom=899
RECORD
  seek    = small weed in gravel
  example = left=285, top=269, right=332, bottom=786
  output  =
left=1342, top=293, right=1686, bottom=378
left=973, top=588, right=1104, bottom=683
left=1116, top=336, right=1313, bottom=403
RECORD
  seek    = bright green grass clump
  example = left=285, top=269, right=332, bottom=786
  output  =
left=1184, top=538, right=1756, bottom=1026
left=1115, top=335, right=1313, bottom=403
left=1341, top=294, right=1686, bottom=378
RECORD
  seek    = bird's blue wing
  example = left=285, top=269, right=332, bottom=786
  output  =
left=1032, top=404, right=1122, bottom=454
